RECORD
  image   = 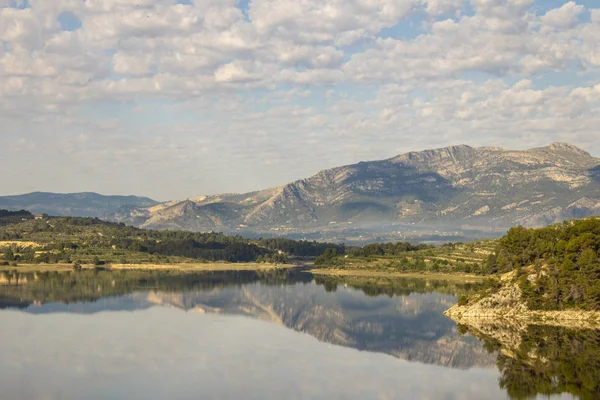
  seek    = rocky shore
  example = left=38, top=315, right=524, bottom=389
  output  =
left=444, top=272, right=600, bottom=329
left=445, top=304, right=600, bottom=329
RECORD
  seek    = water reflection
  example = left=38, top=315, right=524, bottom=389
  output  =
left=0, top=269, right=491, bottom=369
left=459, top=322, right=600, bottom=399
left=0, top=308, right=505, bottom=400
left=0, top=269, right=594, bottom=399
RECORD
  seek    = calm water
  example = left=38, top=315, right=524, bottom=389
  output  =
left=0, top=269, right=595, bottom=399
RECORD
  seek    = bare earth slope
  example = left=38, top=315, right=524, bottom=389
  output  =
left=110, top=142, right=600, bottom=235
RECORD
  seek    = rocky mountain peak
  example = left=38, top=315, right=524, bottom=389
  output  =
left=539, top=142, right=592, bottom=157
left=391, top=144, right=477, bottom=165
left=161, top=200, right=199, bottom=217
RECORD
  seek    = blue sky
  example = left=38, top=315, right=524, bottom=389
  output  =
left=1, top=0, right=599, bottom=200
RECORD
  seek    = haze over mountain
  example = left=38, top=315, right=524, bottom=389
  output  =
left=107, top=142, right=600, bottom=237
left=0, top=192, right=157, bottom=218
left=3, top=142, right=598, bottom=239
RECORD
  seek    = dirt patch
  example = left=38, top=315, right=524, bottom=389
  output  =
left=0, top=241, right=40, bottom=248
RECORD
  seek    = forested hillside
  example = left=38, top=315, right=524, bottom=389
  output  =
left=485, top=218, right=600, bottom=310
left=0, top=215, right=342, bottom=265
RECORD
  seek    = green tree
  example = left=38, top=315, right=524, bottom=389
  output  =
left=578, top=248, right=597, bottom=270
left=3, top=247, right=15, bottom=261
left=495, top=249, right=513, bottom=273
left=314, top=248, right=338, bottom=267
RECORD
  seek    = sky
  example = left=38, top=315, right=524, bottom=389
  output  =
left=1, top=0, right=599, bottom=201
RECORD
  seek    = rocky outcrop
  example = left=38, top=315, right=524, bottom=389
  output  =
left=444, top=272, right=600, bottom=329
left=446, top=304, right=600, bottom=329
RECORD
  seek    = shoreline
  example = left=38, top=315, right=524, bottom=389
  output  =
left=0, top=262, right=300, bottom=273
left=444, top=304, right=600, bottom=329
left=310, top=268, right=487, bottom=282
left=443, top=269, right=600, bottom=328
left=1, top=264, right=488, bottom=281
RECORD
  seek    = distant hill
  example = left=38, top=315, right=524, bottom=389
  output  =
left=110, top=142, right=600, bottom=236
left=0, top=192, right=158, bottom=218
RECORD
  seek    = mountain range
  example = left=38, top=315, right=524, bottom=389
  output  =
left=2, top=142, right=599, bottom=239
left=109, top=142, right=600, bottom=237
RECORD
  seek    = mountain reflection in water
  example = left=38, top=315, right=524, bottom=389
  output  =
left=0, top=269, right=594, bottom=399
left=0, top=269, right=491, bottom=369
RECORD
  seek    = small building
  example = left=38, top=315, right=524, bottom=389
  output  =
left=34, top=214, right=44, bottom=220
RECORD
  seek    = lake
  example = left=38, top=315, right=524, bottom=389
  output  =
left=0, top=269, right=595, bottom=399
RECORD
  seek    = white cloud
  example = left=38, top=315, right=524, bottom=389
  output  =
left=540, top=1, right=585, bottom=29
left=421, top=0, right=467, bottom=17
left=0, top=0, right=598, bottom=199
left=112, top=52, right=154, bottom=76
left=273, top=43, right=344, bottom=69
left=470, top=0, right=534, bottom=18
left=214, top=62, right=259, bottom=83
left=0, top=8, right=44, bottom=47
left=248, top=0, right=418, bottom=44
left=343, top=1, right=598, bottom=82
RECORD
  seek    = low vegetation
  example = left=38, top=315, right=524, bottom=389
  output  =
left=314, top=239, right=497, bottom=275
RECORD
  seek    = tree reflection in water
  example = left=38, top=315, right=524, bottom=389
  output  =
left=0, top=269, right=482, bottom=307
left=463, top=323, right=600, bottom=400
